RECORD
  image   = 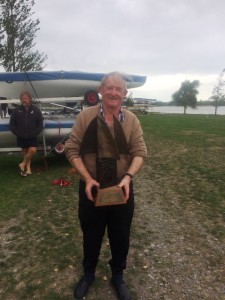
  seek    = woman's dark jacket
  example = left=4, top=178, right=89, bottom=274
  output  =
left=9, top=104, right=43, bottom=139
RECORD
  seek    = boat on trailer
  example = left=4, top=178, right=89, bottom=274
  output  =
left=0, top=70, right=147, bottom=106
left=0, top=118, right=74, bottom=156
left=0, top=70, right=147, bottom=154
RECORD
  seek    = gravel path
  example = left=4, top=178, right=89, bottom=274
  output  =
left=128, top=167, right=225, bottom=300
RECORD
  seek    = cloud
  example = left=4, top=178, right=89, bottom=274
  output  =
left=132, top=73, right=217, bottom=101
left=1, top=0, right=225, bottom=101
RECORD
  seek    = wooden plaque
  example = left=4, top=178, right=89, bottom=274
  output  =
left=95, top=185, right=126, bottom=206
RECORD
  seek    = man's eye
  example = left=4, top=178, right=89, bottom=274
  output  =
left=106, top=87, right=113, bottom=91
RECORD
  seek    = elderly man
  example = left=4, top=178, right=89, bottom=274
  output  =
left=65, top=72, right=147, bottom=300
left=10, top=91, right=43, bottom=176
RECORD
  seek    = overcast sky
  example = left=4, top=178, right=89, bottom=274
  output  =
left=27, top=0, right=225, bottom=101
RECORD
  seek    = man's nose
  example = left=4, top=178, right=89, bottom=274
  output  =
left=110, top=87, right=118, bottom=94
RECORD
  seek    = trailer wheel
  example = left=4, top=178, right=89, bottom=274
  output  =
left=84, top=90, right=99, bottom=106
left=52, top=143, right=65, bottom=155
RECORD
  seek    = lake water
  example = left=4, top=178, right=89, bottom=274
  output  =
left=148, top=105, right=225, bottom=115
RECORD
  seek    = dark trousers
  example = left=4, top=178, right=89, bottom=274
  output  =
left=78, top=180, right=134, bottom=275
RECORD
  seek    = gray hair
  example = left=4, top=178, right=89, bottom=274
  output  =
left=100, top=71, right=128, bottom=89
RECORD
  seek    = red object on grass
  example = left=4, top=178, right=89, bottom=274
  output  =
left=52, top=178, right=72, bottom=186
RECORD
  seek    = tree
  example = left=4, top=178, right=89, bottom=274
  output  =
left=0, top=20, right=4, bottom=57
left=172, top=80, right=200, bottom=114
left=123, top=91, right=134, bottom=107
left=210, top=68, right=225, bottom=115
left=0, top=0, right=47, bottom=72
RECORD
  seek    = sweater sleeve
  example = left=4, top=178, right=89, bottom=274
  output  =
left=65, top=110, right=86, bottom=163
left=125, top=112, right=147, bottom=160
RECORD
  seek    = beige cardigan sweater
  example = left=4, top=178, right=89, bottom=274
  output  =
left=65, top=105, right=147, bottom=181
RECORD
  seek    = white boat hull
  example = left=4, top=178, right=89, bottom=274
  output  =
left=0, top=70, right=147, bottom=100
left=0, top=118, right=74, bottom=151
left=0, top=79, right=101, bottom=99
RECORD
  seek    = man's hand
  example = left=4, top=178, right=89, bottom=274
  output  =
left=85, top=178, right=100, bottom=201
left=70, top=157, right=100, bottom=201
left=118, top=175, right=132, bottom=201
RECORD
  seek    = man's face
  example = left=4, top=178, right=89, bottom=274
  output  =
left=99, top=77, right=127, bottom=109
left=20, top=94, right=31, bottom=108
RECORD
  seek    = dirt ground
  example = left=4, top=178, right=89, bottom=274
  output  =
left=128, top=167, right=225, bottom=300
left=73, top=163, right=225, bottom=300
left=1, top=164, right=225, bottom=300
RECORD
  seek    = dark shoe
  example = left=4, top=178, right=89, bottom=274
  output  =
left=111, top=280, right=131, bottom=300
left=74, top=275, right=94, bottom=299
left=18, top=165, right=27, bottom=177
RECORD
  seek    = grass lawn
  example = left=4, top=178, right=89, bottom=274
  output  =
left=141, top=114, right=225, bottom=232
left=0, top=113, right=225, bottom=299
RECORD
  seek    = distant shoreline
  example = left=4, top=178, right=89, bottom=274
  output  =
left=148, top=105, right=225, bottom=115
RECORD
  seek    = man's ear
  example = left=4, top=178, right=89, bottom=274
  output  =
left=98, top=87, right=103, bottom=96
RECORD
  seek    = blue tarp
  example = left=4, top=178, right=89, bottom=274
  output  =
left=0, top=120, right=9, bottom=132
left=0, top=70, right=146, bottom=84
